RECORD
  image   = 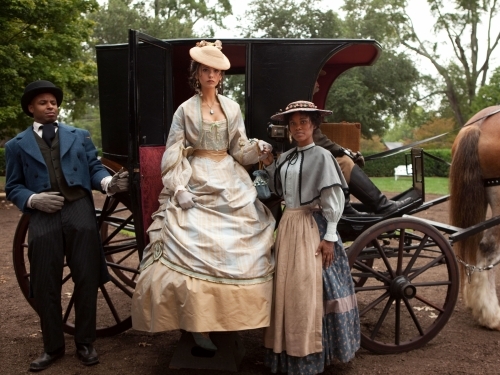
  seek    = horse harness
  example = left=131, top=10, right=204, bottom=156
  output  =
left=464, top=106, right=500, bottom=188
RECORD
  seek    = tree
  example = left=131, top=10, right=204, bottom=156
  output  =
left=240, top=0, right=344, bottom=38
left=240, top=0, right=421, bottom=138
left=470, top=65, right=500, bottom=114
left=342, top=0, right=500, bottom=127
left=90, top=0, right=232, bottom=45
left=326, top=51, right=420, bottom=137
left=0, top=0, right=99, bottom=138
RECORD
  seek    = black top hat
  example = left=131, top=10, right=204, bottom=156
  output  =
left=21, top=80, right=63, bottom=117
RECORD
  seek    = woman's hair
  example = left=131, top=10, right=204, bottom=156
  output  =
left=284, top=111, right=322, bottom=129
left=188, top=60, right=225, bottom=95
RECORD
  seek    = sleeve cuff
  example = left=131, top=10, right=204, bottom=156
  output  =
left=324, top=221, right=338, bottom=242
left=174, top=185, right=187, bottom=196
left=101, top=176, right=113, bottom=196
left=27, top=194, right=36, bottom=209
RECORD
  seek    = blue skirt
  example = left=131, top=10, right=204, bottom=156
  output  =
left=264, top=212, right=360, bottom=374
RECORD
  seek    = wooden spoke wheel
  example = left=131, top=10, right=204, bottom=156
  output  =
left=12, top=193, right=139, bottom=337
left=347, top=217, right=459, bottom=354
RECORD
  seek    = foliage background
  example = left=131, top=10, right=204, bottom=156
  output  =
left=1, top=0, right=500, bottom=177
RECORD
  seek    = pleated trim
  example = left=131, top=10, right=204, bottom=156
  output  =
left=156, top=257, right=274, bottom=285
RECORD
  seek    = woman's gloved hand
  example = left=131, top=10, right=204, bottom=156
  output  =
left=176, top=190, right=197, bottom=209
left=257, top=140, right=273, bottom=161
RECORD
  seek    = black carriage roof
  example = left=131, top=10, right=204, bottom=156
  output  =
left=96, top=36, right=381, bottom=164
left=97, top=37, right=381, bottom=110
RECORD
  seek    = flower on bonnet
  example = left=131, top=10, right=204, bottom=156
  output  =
left=196, top=40, right=223, bottom=50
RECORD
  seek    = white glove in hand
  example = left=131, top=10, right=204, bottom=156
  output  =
left=176, top=190, right=196, bottom=209
left=108, top=170, right=129, bottom=194
left=257, top=140, right=273, bottom=161
left=31, top=192, right=64, bottom=213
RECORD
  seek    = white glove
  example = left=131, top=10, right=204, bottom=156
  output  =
left=176, top=190, right=197, bottom=209
left=31, top=192, right=64, bottom=213
left=257, top=140, right=273, bottom=161
left=108, top=170, right=129, bottom=194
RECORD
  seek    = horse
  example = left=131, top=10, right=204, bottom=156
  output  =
left=449, top=104, right=500, bottom=329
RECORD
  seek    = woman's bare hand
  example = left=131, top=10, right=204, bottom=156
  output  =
left=316, top=240, right=335, bottom=268
left=261, top=151, right=274, bottom=166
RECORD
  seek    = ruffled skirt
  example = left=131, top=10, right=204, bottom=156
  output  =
left=132, top=154, right=275, bottom=332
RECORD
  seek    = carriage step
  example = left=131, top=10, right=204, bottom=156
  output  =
left=169, top=331, right=245, bottom=372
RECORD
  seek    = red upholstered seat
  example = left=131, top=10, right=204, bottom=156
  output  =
left=139, top=145, right=165, bottom=245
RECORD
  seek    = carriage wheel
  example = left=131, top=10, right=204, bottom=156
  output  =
left=348, top=256, right=374, bottom=288
left=12, top=193, right=140, bottom=337
left=347, top=217, right=459, bottom=354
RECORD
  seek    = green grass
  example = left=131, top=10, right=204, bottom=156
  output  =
left=0, top=175, right=451, bottom=195
left=371, top=176, right=449, bottom=196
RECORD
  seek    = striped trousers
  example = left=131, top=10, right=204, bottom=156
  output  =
left=28, top=195, right=102, bottom=353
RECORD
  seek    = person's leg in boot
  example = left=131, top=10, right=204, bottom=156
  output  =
left=348, top=165, right=411, bottom=214
left=336, top=156, right=365, bottom=215
left=343, top=194, right=367, bottom=215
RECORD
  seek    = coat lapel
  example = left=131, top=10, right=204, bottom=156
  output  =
left=17, top=128, right=45, bottom=164
left=58, top=124, right=77, bottom=158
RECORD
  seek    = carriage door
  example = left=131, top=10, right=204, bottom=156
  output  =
left=128, top=30, right=173, bottom=256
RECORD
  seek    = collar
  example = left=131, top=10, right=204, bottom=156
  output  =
left=297, top=142, right=315, bottom=151
left=33, top=121, right=59, bottom=132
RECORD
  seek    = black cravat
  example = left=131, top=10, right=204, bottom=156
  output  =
left=42, top=123, right=56, bottom=146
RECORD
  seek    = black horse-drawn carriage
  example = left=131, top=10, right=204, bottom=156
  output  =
left=12, top=31, right=463, bottom=355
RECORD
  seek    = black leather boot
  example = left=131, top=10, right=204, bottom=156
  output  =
left=342, top=195, right=367, bottom=215
left=348, top=165, right=409, bottom=215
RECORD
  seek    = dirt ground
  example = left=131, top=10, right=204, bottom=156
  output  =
left=2, top=192, right=500, bottom=375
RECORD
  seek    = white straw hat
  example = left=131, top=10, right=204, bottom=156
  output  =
left=270, top=100, right=332, bottom=121
left=189, top=40, right=230, bottom=70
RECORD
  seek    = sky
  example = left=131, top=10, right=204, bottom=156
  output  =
left=197, top=0, right=499, bottom=79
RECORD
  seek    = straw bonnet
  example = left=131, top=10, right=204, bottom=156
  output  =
left=270, top=100, right=332, bottom=121
left=189, top=40, right=230, bottom=70
left=21, top=80, right=63, bottom=117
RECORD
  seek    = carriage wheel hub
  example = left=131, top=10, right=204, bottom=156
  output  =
left=390, top=275, right=417, bottom=299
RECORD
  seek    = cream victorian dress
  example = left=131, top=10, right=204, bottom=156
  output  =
left=132, top=95, right=275, bottom=333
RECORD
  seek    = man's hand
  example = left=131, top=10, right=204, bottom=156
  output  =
left=316, top=240, right=335, bottom=268
left=176, top=190, right=196, bottom=209
left=108, top=170, right=129, bottom=194
left=352, top=151, right=365, bottom=168
left=31, top=192, right=64, bottom=213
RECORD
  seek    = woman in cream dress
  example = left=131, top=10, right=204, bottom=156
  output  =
left=131, top=40, right=275, bottom=351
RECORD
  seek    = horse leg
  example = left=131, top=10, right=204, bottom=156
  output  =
left=465, top=186, right=500, bottom=330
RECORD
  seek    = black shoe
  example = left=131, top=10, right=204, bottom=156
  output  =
left=29, top=347, right=65, bottom=372
left=76, top=344, right=99, bottom=366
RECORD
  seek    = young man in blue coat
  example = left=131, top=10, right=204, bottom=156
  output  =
left=5, top=80, right=129, bottom=372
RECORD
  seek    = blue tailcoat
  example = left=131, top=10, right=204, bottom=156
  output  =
left=5, top=123, right=110, bottom=213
